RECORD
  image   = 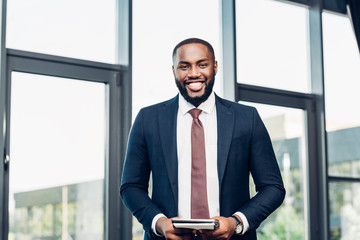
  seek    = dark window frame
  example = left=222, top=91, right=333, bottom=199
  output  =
left=0, top=0, right=132, bottom=239
left=1, top=48, right=131, bottom=240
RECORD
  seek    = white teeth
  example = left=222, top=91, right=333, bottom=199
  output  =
left=189, top=82, right=202, bottom=86
left=187, top=82, right=204, bottom=91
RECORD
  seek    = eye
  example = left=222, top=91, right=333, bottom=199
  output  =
left=199, top=63, right=208, bottom=68
left=179, top=65, right=189, bottom=70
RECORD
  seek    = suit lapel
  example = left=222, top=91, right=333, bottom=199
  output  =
left=158, top=95, right=179, bottom=207
left=216, top=95, right=235, bottom=189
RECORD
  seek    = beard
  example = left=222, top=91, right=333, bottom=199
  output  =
left=175, top=74, right=215, bottom=107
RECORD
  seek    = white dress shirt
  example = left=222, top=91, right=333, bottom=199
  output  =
left=177, top=91, right=219, bottom=218
left=152, top=92, right=249, bottom=235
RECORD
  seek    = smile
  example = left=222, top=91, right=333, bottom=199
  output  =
left=185, top=80, right=205, bottom=92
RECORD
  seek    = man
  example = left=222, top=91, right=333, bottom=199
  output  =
left=120, top=38, right=285, bottom=240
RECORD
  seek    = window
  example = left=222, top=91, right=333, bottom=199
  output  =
left=9, top=72, right=106, bottom=240
left=1, top=0, right=126, bottom=240
left=6, top=0, right=117, bottom=63
left=240, top=102, right=308, bottom=239
left=323, top=11, right=360, bottom=239
left=236, top=0, right=310, bottom=93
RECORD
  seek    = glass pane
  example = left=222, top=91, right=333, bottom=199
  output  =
left=6, top=0, right=116, bottom=63
left=236, top=0, right=310, bottom=92
left=9, top=72, right=106, bottom=240
left=240, top=102, right=308, bottom=240
left=323, top=13, right=360, bottom=178
left=329, top=182, right=360, bottom=240
left=132, top=0, right=222, bottom=120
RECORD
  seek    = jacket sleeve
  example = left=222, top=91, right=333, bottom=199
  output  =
left=239, top=108, right=286, bottom=230
left=120, top=109, right=163, bottom=234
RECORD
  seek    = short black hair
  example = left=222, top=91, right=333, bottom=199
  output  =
left=172, top=38, right=215, bottom=62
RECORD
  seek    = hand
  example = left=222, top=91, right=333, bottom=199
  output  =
left=155, top=217, right=193, bottom=240
left=200, top=216, right=236, bottom=240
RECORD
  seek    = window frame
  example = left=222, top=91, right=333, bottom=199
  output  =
left=1, top=0, right=358, bottom=239
left=223, top=0, right=331, bottom=239
left=0, top=0, right=132, bottom=239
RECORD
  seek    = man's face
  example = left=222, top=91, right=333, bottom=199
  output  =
left=173, top=43, right=218, bottom=107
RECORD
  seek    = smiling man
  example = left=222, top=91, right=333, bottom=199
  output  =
left=120, top=38, right=285, bottom=240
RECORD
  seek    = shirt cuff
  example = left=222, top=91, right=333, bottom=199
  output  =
left=151, top=213, right=166, bottom=237
left=234, top=211, right=250, bottom=234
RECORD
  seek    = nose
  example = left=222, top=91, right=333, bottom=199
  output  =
left=188, top=66, right=201, bottom=78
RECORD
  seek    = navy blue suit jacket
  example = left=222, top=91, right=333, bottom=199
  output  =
left=120, top=94, right=285, bottom=240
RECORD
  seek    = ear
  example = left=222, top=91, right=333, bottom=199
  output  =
left=172, top=65, right=176, bottom=77
left=214, top=61, right=218, bottom=75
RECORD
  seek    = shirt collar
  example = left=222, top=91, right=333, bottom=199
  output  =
left=178, top=91, right=216, bottom=115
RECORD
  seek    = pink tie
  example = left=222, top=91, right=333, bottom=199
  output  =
left=189, top=108, right=210, bottom=219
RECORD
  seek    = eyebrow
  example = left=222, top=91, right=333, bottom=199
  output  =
left=178, top=58, right=209, bottom=65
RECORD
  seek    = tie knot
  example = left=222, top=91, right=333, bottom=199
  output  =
left=189, top=108, right=202, bottom=119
